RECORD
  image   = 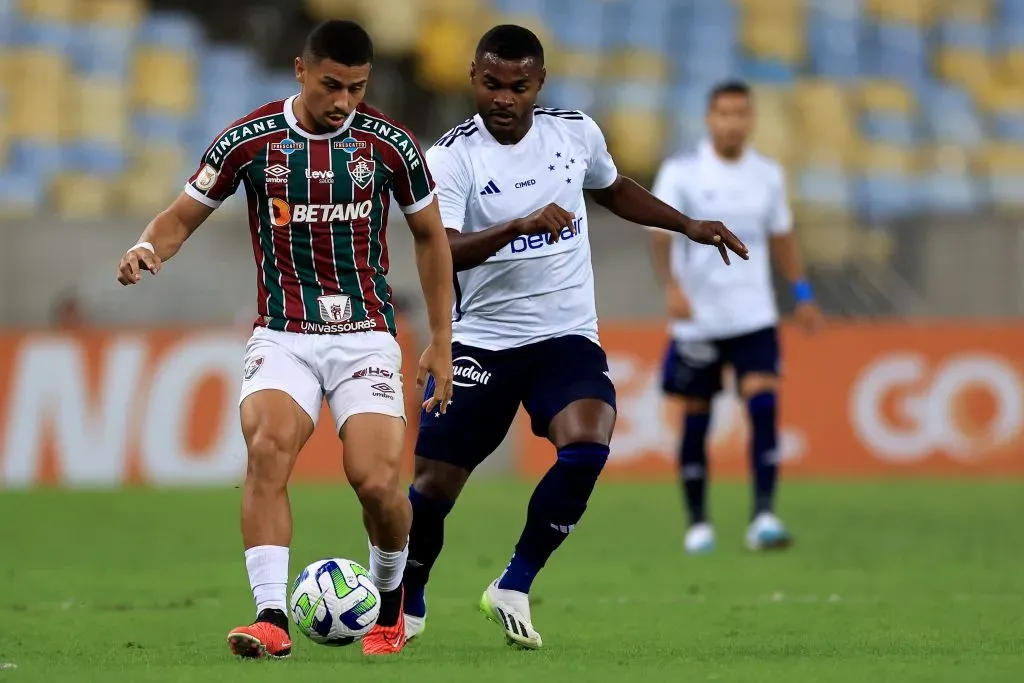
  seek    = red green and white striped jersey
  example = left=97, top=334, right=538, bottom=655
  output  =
left=185, top=95, right=435, bottom=336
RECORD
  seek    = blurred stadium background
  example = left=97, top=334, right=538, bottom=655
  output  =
left=1, top=2, right=1022, bottom=679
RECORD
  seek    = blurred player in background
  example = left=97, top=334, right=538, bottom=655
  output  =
left=116, top=20, right=454, bottom=657
left=401, top=25, right=747, bottom=649
left=649, top=80, right=824, bottom=555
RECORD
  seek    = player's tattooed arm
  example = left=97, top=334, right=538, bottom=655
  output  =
left=117, top=193, right=214, bottom=285
left=446, top=203, right=577, bottom=271
left=588, top=176, right=749, bottom=265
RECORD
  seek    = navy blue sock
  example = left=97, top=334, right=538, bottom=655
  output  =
left=498, top=442, right=609, bottom=594
left=679, top=412, right=711, bottom=525
left=403, top=485, right=454, bottom=618
left=748, top=392, right=779, bottom=517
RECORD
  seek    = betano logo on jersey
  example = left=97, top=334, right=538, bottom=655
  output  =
left=270, top=199, right=373, bottom=226
left=509, top=215, right=585, bottom=254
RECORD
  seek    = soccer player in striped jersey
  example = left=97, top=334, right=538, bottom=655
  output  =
left=401, top=25, right=747, bottom=649
left=116, top=20, right=454, bottom=658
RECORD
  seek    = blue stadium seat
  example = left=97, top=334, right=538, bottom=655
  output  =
left=1000, top=0, right=1024, bottom=22
left=866, top=22, right=928, bottom=87
left=0, top=171, right=46, bottom=212
left=600, top=82, right=666, bottom=112
left=137, top=11, right=203, bottom=51
left=992, top=113, right=1024, bottom=141
left=861, top=112, right=916, bottom=144
left=6, top=141, right=62, bottom=179
left=63, top=142, right=126, bottom=176
left=999, top=22, right=1024, bottom=47
left=798, top=166, right=853, bottom=211
left=11, top=16, right=74, bottom=50
left=0, top=0, right=14, bottom=46
left=255, top=72, right=300, bottom=110
left=808, top=0, right=863, bottom=19
left=198, top=47, right=258, bottom=95
left=988, top=173, right=1024, bottom=207
left=741, top=58, right=798, bottom=84
left=544, top=0, right=604, bottom=51
left=920, top=172, right=980, bottom=214
left=920, top=85, right=985, bottom=146
left=490, top=0, right=544, bottom=17
left=606, top=0, right=672, bottom=56
left=71, top=24, right=135, bottom=78
left=936, top=20, right=992, bottom=49
left=808, top=13, right=862, bottom=81
left=856, top=174, right=918, bottom=221
left=541, top=79, right=598, bottom=112
left=134, top=113, right=190, bottom=146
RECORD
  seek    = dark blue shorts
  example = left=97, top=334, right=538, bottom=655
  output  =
left=416, top=335, right=616, bottom=472
left=661, top=326, right=780, bottom=399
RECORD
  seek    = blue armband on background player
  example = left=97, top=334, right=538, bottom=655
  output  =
left=792, top=279, right=814, bottom=304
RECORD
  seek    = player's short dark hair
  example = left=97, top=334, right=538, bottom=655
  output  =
left=708, top=80, right=752, bottom=108
left=476, top=24, right=544, bottom=65
left=304, top=20, right=373, bottom=66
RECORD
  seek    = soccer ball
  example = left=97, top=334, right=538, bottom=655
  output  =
left=289, top=558, right=380, bottom=646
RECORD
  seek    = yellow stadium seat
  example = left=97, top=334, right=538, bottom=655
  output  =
left=52, top=173, right=112, bottom=219
left=857, top=143, right=918, bottom=173
left=794, top=81, right=857, bottom=157
left=979, top=83, right=1024, bottom=113
left=978, top=144, right=1024, bottom=173
left=1001, top=51, right=1024, bottom=86
left=856, top=80, right=917, bottom=115
left=742, top=19, right=804, bottom=63
left=7, top=52, right=65, bottom=138
left=415, top=17, right=474, bottom=92
left=75, top=78, right=129, bottom=144
left=132, top=48, right=195, bottom=115
left=793, top=211, right=858, bottom=267
left=922, top=144, right=972, bottom=173
left=866, top=0, right=934, bottom=25
left=857, top=232, right=895, bottom=265
left=420, top=0, right=478, bottom=17
left=303, top=0, right=363, bottom=21
left=604, top=50, right=671, bottom=83
left=18, top=0, right=77, bottom=20
left=936, top=49, right=994, bottom=97
left=357, top=0, right=420, bottom=56
left=131, top=145, right=189, bottom=175
left=546, top=49, right=602, bottom=80
left=604, top=109, right=666, bottom=177
left=798, top=137, right=859, bottom=168
left=752, top=117, right=794, bottom=167
left=933, top=0, right=993, bottom=20
left=119, top=168, right=180, bottom=215
left=82, top=0, right=145, bottom=25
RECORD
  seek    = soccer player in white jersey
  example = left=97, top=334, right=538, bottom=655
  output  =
left=400, top=25, right=748, bottom=649
left=649, top=80, right=824, bottom=555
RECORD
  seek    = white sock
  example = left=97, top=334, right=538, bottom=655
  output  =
left=368, top=541, right=408, bottom=593
left=245, top=545, right=289, bottom=615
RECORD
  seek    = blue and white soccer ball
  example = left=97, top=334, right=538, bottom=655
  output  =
left=289, top=558, right=380, bottom=646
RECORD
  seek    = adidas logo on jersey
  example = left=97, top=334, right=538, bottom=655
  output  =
left=479, top=180, right=501, bottom=196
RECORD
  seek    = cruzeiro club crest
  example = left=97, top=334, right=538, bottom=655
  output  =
left=347, top=158, right=375, bottom=190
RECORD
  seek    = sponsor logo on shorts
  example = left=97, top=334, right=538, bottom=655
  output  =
left=299, top=319, right=377, bottom=334
left=452, top=356, right=492, bottom=388
left=243, top=356, right=264, bottom=381
left=353, top=367, right=394, bottom=379
left=371, top=382, right=395, bottom=399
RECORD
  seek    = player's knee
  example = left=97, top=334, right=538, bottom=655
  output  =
left=739, top=373, right=778, bottom=399
left=245, top=429, right=295, bottom=490
left=352, top=473, right=400, bottom=511
left=550, top=400, right=616, bottom=447
left=682, top=397, right=712, bottom=415
left=412, top=458, right=469, bottom=502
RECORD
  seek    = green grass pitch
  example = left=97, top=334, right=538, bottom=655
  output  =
left=1, top=480, right=1022, bottom=682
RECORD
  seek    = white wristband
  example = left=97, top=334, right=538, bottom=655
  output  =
left=129, top=241, right=155, bottom=255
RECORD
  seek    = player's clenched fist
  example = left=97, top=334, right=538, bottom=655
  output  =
left=117, top=244, right=162, bottom=286
left=418, top=340, right=454, bottom=414
left=513, top=203, right=576, bottom=244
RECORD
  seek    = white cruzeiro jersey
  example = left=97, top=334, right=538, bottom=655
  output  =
left=426, top=107, right=619, bottom=350
left=651, top=139, right=792, bottom=341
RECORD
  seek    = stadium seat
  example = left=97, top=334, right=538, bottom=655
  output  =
left=358, top=0, right=421, bottom=56
left=84, top=0, right=145, bottom=24
left=858, top=142, right=918, bottom=174
left=72, top=23, right=135, bottom=79
left=540, top=78, right=598, bottom=113
left=415, top=16, right=475, bottom=92
left=921, top=171, right=981, bottom=214
left=921, top=84, right=986, bottom=146
left=68, top=78, right=128, bottom=175
left=604, top=109, right=667, bottom=177
left=119, top=168, right=181, bottom=215
left=869, top=22, right=929, bottom=87
left=860, top=112, right=916, bottom=144
left=132, top=48, right=196, bottom=116
left=807, top=11, right=861, bottom=82
left=605, top=51, right=671, bottom=84
left=935, top=49, right=995, bottom=100
left=1002, top=49, right=1024, bottom=83
left=856, top=173, right=919, bottom=221
left=797, top=165, right=854, bottom=211
left=935, top=20, right=992, bottom=50
left=792, top=205, right=858, bottom=266
left=51, top=173, right=113, bottom=219
left=935, top=0, right=994, bottom=21
left=866, top=0, right=932, bottom=25
left=750, top=88, right=795, bottom=166
left=137, top=11, right=203, bottom=52
left=6, top=49, right=66, bottom=140
left=857, top=80, right=917, bottom=114
left=0, top=172, right=46, bottom=216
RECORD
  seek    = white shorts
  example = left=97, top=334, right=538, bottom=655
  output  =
left=239, top=327, right=405, bottom=432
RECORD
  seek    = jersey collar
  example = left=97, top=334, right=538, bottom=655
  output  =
left=700, top=138, right=748, bottom=166
left=284, top=94, right=357, bottom=140
left=473, top=111, right=539, bottom=147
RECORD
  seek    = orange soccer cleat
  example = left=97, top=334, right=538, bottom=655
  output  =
left=361, top=589, right=407, bottom=656
left=227, top=610, right=293, bottom=659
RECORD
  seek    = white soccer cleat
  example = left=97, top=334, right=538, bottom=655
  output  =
left=746, top=512, right=793, bottom=551
left=404, top=612, right=426, bottom=641
left=684, top=522, right=716, bottom=554
left=479, top=580, right=542, bottom=649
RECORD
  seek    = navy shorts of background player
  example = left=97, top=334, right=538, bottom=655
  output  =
left=661, top=326, right=780, bottom=399
left=416, top=334, right=616, bottom=471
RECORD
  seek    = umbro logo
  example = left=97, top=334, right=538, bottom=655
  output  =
left=480, top=179, right=501, bottom=196
left=265, top=164, right=291, bottom=184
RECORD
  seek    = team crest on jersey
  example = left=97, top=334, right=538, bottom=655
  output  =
left=347, top=158, right=375, bottom=189
left=318, top=294, right=353, bottom=323
left=243, top=356, right=264, bottom=381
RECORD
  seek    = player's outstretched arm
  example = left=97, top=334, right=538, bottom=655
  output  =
left=447, top=203, right=576, bottom=272
left=588, top=176, right=749, bottom=265
left=117, top=193, right=214, bottom=286
left=405, top=199, right=455, bottom=412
